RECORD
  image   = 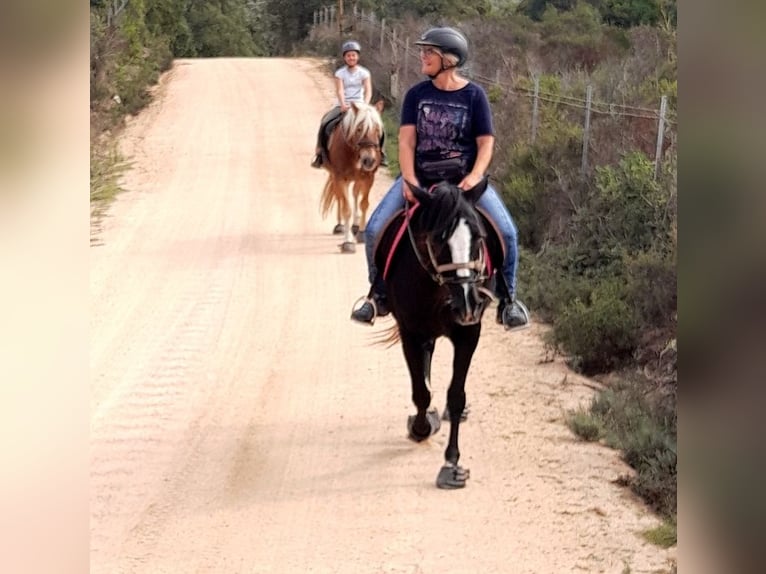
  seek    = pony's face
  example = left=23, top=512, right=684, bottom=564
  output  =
left=342, top=102, right=383, bottom=172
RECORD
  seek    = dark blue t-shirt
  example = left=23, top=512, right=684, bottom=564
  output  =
left=400, top=80, right=494, bottom=184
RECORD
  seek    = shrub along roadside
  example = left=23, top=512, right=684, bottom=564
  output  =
left=566, top=372, right=677, bottom=545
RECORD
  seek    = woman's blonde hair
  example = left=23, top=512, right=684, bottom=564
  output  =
left=442, top=52, right=460, bottom=68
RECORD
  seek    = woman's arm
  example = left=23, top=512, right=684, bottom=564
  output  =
left=460, top=134, right=494, bottom=190
left=335, top=77, right=348, bottom=111
left=399, top=125, right=418, bottom=202
left=363, top=76, right=372, bottom=104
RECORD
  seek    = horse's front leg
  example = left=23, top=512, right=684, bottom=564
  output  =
left=437, top=324, right=481, bottom=489
left=338, top=181, right=356, bottom=253
left=352, top=181, right=371, bottom=243
left=400, top=331, right=440, bottom=442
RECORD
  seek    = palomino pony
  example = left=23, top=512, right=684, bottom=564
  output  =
left=319, top=101, right=384, bottom=253
left=376, top=177, right=502, bottom=489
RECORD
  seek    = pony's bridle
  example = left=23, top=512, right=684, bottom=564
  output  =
left=353, top=138, right=380, bottom=152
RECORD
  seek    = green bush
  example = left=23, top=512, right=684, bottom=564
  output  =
left=566, top=408, right=602, bottom=441
left=581, top=375, right=676, bottom=520
left=553, top=278, right=639, bottom=373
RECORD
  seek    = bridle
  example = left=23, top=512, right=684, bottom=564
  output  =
left=342, top=110, right=382, bottom=154
left=405, top=200, right=490, bottom=288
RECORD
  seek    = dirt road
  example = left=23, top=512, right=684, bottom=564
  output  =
left=90, top=58, right=674, bottom=573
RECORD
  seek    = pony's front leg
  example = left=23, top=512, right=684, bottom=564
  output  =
left=338, top=181, right=356, bottom=253
left=437, top=324, right=481, bottom=489
left=400, top=331, right=440, bottom=442
left=351, top=181, right=371, bottom=243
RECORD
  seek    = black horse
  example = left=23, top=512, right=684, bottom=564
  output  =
left=376, top=177, right=502, bottom=489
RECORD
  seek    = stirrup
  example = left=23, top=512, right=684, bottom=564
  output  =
left=350, top=296, right=379, bottom=325
left=502, top=299, right=531, bottom=332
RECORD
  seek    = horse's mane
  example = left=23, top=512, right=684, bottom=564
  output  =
left=340, top=102, right=382, bottom=142
left=417, top=182, right=481, bottom=241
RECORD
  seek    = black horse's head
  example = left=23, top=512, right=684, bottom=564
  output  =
left=405, top=178, right=494, bottom=326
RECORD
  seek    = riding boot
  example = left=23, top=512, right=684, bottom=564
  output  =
left=379, top=134, right=389, bottom=167
left=493, top=271, right=529, bottom=331
left=350, top=281, right=389, bottom=324
left=497, top=297, right=530, bottom=331
left=311, top=148, right=324, bottom=168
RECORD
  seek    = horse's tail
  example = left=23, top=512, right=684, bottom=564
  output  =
left=370, top=323, right=400, bottom=347
left=319, top=175, right=348, bottom=219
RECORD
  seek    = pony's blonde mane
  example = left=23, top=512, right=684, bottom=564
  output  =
left=340, top=102, right=382, bottom=142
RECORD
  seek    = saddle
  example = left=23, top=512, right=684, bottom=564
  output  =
left=375, top=205, right=506, bottom=282
left=319, top=109, right=345, bottom=160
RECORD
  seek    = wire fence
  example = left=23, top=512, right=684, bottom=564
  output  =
left=311, top=6, right=676, bottom=180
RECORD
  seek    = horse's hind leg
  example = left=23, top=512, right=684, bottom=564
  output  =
left=400, top=332, right=440, bottom=442
left=437, top=325, right=481, bottom=489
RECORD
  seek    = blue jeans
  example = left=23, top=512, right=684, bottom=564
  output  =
left=364, top=176, right=519, bottom=298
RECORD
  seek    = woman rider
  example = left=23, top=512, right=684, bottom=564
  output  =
left=350, top=27, right=529, bottom=331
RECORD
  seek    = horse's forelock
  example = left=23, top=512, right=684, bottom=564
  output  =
left=416, top=184, right=486, bottom=249
left=342, top=103, right=382, bottom=141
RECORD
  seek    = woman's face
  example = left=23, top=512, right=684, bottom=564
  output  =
left=419, top=46, right=442, bottom=75
left=344, top=51, right=360, bottom=67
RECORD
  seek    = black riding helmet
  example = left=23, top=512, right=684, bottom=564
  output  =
left=342, top=40, right=362, bottom=55
left=415, top=27, right=469, bottom=67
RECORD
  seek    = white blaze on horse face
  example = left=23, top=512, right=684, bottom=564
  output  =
left=448, top=218, right=473, bottom=302
left=447, top=218, right=472, bottom=276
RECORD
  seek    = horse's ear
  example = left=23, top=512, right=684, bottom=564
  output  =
left=404, top=180, right=431, bottom=205
left=374, top=99, right=385, bottom=113
left=463, top=176, right=490, bottom=205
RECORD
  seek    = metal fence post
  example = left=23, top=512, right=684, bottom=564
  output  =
left=654, top=95, right=668, bottom=180
left=531, top=76, right=540, bottom=144
left=380, top=19, right=385, bottom=52
left=581, top=85, right=592, bottom=174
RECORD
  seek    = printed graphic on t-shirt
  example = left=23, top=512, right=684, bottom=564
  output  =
left=416, top=99, right=470, bottom=158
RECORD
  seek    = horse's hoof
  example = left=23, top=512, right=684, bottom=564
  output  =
left=332, top=223, right=345, bottom=235
left=339, top=242, right=356, bottom=253
left=351, top=224, right=360, bottom=235
left=442, top=403, right=470, bottom=421
left=355, top=231, right=365, bottom=243
left=436, top=463, right=470, bottom=489
left=407, top=408, right=441, bottom=442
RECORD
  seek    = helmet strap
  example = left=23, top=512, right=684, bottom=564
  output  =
left=427, top=60, right=457, bottom=80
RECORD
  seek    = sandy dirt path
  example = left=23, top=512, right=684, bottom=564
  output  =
left=90, top=58, right=675, bottom=574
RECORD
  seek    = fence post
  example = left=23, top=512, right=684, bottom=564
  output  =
left=404, top=37, right=410, bottom=82
left=369, top=13, right=375, bottom=46
left=581, top=85, right=592, bottom=174
left=380, top=19, right=385, bottom=52
left=654, top=95, right=668, bottom=180
left=531, top=76, right=540, bottom=144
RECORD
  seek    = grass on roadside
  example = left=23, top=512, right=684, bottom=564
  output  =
left=90, top=138, right=130, bottom=221
left=565, top=373, right=677, bottom=546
